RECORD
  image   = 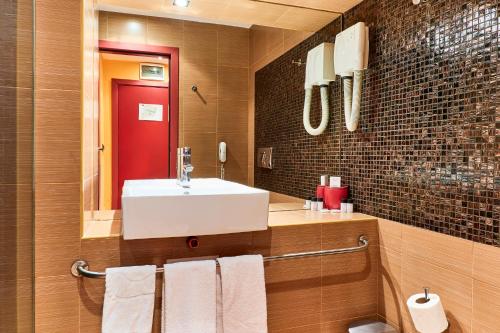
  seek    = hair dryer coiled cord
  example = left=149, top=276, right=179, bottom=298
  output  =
left=343, top=70, right=364, bottom=132
left=303, top=85, right=329, bottom=136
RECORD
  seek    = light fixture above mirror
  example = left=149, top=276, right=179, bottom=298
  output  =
left=173, top=0, right=190, bottom=7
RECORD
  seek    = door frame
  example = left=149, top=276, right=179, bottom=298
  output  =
left=99, top=41, right=179, bottom=209
left=111, top=79, right=170, bottom=209
left=99, top=40, right=179, bottom=177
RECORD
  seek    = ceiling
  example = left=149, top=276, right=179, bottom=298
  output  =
left=96, top=0, right=365, bottom=32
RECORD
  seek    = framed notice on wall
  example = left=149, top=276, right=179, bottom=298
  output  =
left=140, top=63, right=165, bottom=81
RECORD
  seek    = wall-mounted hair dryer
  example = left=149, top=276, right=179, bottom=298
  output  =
left=303, top=42, right=336, bottom=136
left=302, top=22, right=369, bottom=135
left=334, top=22, right=369, bottom=132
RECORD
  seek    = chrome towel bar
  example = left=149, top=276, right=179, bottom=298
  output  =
left=71, top=235, right=368, bottom=279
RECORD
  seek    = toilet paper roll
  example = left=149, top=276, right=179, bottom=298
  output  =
left=406, top=293, right=448, bottom=333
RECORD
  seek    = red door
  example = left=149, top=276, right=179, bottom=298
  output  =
left=112, top=79, right=170, bottom=209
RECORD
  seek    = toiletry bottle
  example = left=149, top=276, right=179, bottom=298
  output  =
left=340, top=198, right=348, bottom=213
left=316, top=175, right=328, bottom=199
left=329, top=176, right=341, bottom=188
left=304, top=197, right=312, bottom=209
left=310, top=197, right=318, bottom=211
left=346, top=198, right=354, bottom=213
left=317, top=198, right=324, bottom=211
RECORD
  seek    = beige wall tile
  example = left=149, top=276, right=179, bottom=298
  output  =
left=35, top=275, right=80, bottom=333
left=34, top=182, right=80, bottom=225
left=184, top=94, right=217, bottom=132
left=191, top=166, right=218, bottom=178
left=35, top=221, right=81, bottom=277
left=273, top=323, right=321, bottom=333
left=322, top=219, right=379, bottom=249
left=250, top=26, right=270, bottom=66
left=266, top=258, right=321, bottom=331
left=0, top=29, right=32, bottom=88
left=183, top=21, right=217, bottom=66
left=472, top=321, right=500, bottom=333
left=218, top=66, right=248, bottom=101
left=218, top=25, right=249, bottom=68
left=402, top=224, right=473, bottom=277
left=35, top=0, right=80, bottom=90
left=0, top=87, right=33, bottom=142
left=218, top=99, right=249, bottom=134
left=472, top=281, right=500, bottom=332
left=254, top=225, right=322, bottom=331
left=472, top=242, right=500, bottom=287
left=0, top=278, right=33, bottom=332
left=321, top=247, right=378, bottom=322
left=182, top=64, right=218, bottom=97
left=35, top=0, right=81, bottom=37
left=401, top=254, right=472, bottom=333
left=378, top=247, right=403, bottom=329
left=98, top=12, right=107, bottom=39
left=321, top=219, right=378, bottom=322
left=0, top=185, right=33, bottom=282
left=378, top=218, right=402, bottom=253
left=107, top=12, right=147, bottom=44
left=35, top=138, right=80, bottom=184
left=181, top=232, right=254, bottom=258
left=35, top=34, right=80, bottom=90
left=183, top=131, right=217, bottom=168
left=146, top=17, right=184, bottom=48
left=36, top=89, right=81, bottom=142
left=0, top=139, right=33, bottom=185
left=254, top=224, right=321, bottom=256
left=34, top=183, right=81, bottom=277
left=79, top=277, right=105, bottom=333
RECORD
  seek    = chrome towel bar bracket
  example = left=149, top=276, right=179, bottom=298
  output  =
left=71, top=235, right=368, bottom=279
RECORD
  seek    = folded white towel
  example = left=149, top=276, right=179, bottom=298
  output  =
left=217, top=255, right=268, bottom=333
left=102, top=265, right=156, bottom=333
left=162, top=260, right=217, bottom=333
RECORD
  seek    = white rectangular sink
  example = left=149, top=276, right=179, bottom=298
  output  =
left=121, top=178, right=269, bottom=240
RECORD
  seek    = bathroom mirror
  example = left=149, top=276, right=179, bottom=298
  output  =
left=81, top=0, right=342, bottom=215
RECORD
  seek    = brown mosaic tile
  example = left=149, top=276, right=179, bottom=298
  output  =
left=255, top=0, right=500, bottom=246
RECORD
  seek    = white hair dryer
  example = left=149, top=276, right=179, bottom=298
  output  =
left=302, top=22, right=369, bottom=135
left=334, top=22, right=369, bottom=132
left=303, top=42, right=336, bottom=136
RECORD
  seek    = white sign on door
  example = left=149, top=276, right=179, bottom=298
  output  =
left=139, top=103, right=163, bottom=121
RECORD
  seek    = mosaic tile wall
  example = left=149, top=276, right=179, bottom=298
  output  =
left=255, top=0, right=500, bottom=245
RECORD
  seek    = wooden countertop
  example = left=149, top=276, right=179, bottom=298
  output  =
left=83, top=203, right=377, bottom=239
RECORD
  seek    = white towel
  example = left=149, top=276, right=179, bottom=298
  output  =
left=162, top=260, right=217, bottom=333
left=102, top=265, right=156, bottom=333
left=217, top=255, right=268, bottom=333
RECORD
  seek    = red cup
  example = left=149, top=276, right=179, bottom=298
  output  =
left=324, top=186, right=349, bottom=210
left=316, top=185, right=326, bottom=199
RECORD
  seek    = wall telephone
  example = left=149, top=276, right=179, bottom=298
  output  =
left=219, top=142, right=226, bottom=179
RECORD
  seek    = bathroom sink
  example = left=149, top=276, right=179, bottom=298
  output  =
left=121, top=178, right=269, bottom=239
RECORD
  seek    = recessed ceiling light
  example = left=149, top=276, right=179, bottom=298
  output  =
left=173, top=0, right=190, bottom=7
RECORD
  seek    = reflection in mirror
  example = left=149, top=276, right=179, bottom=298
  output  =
left=82, top=1, right=341, bottom=215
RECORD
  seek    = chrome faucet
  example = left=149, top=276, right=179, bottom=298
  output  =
left=177, top=147, right=194, bottom=187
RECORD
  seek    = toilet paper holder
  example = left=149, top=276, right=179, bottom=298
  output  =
left=416, top=287, right=431, bottom=304
left=424, top=287, right=429, bottom=301
left=407, top=287, right=449, bottom=333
